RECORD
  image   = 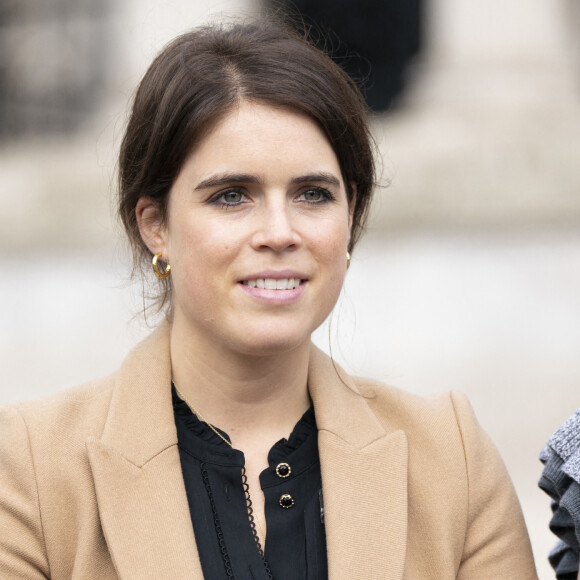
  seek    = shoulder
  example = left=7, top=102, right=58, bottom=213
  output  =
left=348, top=376, right=536, bottom=576
left=0, top=375, right=117, bottom=514
left=0, top=375, right=116, bottom=452
left=349, top=376, right=514, bottom=497
left=0, top=376, right=119, bottom=578
left=353, top=376, right=477, bottom=441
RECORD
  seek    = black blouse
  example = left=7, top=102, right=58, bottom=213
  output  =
left=173, top=387, right=328, bottom=579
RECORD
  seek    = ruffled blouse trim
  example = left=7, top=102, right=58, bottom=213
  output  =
left=172, top=385, right=233, bottom=448
left=172, top=383, right=316, bottom=460
left=268, top=406, right=316, bottom=464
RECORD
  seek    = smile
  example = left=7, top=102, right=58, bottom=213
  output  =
left=241, top=278, right=302, bottom=290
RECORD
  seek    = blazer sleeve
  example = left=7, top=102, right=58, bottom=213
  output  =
left=0, top=405, right=50, bottom=579
left=450, top=391, right=538, bottom=579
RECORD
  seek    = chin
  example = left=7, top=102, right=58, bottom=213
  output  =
left=225, top=325, right=314, bottom=358
left=236, top=337, right=310, bottom=358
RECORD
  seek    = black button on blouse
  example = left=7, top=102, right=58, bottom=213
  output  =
left=173, top=387, right=328, bottom=580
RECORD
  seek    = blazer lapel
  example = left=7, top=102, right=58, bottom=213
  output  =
left=309, top=345, right=408, bottom=580
left=86, top=322, right=203, bottom=579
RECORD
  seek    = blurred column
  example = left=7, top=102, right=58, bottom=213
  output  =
left=564, top=0, right=580, bottom=86
left=370, top=0, right=580, bottom=230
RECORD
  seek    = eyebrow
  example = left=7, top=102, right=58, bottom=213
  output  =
left=194, top=171, right=342, bottom=190
left=194, top=173, right=260, bottom=190
left=290, top=172, right=342, bottom=187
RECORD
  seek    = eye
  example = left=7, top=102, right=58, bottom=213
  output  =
left=221, top=190, right=244, bottom=204
left=297, top=187, right=335, bottom=204
left=210, top=188, right=247, bottom=207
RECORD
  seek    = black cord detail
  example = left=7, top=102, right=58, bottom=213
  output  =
left=241, top=466, right=273, bottom=579
left=201, top=462, right=235, bottom=579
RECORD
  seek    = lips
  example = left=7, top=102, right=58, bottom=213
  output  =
left=241, top=278, right=302, bottom=290
left=238, top=275, right=307, bottom=303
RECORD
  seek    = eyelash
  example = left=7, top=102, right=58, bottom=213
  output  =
left=209, top=186, right=336, bottom=208
left=209, top=188, right=247, bottom=208
left=298, top=187, right=336, bottom=205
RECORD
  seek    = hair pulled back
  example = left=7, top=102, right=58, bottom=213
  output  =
left=118, top=19, right=376, bottom=309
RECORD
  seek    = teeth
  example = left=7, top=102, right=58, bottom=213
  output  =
left=243, top=278, right=301, bottom=290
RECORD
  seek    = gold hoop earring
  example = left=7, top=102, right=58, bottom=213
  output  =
left=152, top=252, right=171, bottom=279
left=346, top=251, right=351, bottom=270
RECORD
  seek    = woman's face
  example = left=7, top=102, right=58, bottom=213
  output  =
left=143, top=101, right=353, bottom=357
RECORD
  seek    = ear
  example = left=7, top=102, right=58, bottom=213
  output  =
left=136, top=196, right=167, bottom=257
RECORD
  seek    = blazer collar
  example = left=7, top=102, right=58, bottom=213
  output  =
left=87, top=320, right=203, bottom=579
left=98, top=319, right=176, bottom=465
left=309, top=345, right=409, bottom=580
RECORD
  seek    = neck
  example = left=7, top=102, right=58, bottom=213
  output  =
left=169, top=321, right=311, bottom=449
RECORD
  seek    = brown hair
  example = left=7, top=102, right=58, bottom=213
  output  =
left=118, top=19, right=376, bottom=309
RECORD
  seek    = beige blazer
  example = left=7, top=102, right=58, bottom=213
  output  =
left=0, top=323, right=537, bottom=579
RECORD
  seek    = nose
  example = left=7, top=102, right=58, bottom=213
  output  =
left=250, top=199, right=302, bottom=253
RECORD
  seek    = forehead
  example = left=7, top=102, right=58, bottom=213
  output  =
left=183, top=101, right=342, bottom=180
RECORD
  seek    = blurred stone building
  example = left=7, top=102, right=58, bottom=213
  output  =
left=0, top=0, right=112, bottom=137
left=0, top=0, right=578, bottom=252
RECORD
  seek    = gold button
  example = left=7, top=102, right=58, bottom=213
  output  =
left=279, top=493, right=295, bottom=509
left=275, top=462, right=291, bottom=478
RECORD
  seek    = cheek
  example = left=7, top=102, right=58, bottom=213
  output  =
left=169, top=216, right=219, bottom=264
left=166, top=225, right=209, bottom=292
left=314, top=218, right=350, bottom=260
left=168, top=219, right=240, bottom=294
left=311, top=225, right=350, bottom=289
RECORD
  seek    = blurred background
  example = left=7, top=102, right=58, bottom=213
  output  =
left=1, top=0, right=579, bottom=576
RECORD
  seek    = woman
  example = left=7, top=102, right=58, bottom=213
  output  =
left=0, top=20, right=537, bottom=579
left=540, top=410, right=580, bottom=579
